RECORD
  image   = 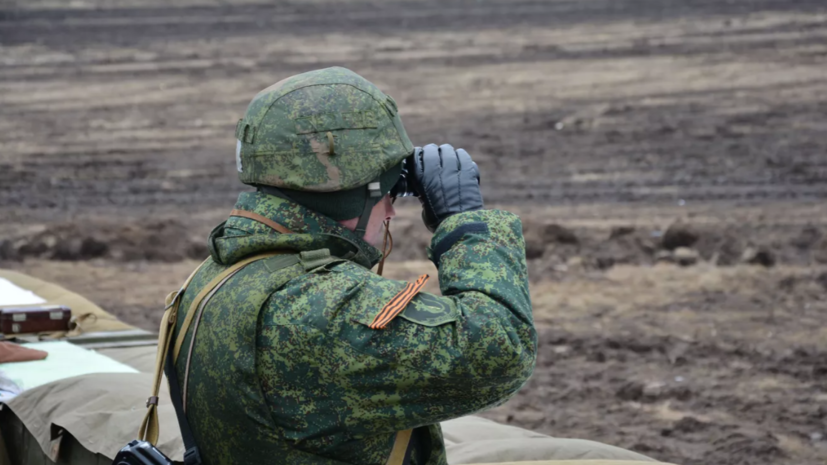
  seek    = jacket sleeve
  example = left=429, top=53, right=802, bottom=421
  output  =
left=425, top=209, right=535, bottom=408
left=336, top=209, right=536, bottom=432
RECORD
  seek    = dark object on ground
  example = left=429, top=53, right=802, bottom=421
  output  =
left=662, top=223, right=700, bottom=251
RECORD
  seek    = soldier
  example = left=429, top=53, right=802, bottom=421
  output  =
left=169, top=67, right=536, bottom=465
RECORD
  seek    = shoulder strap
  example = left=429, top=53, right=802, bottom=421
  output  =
left=138, top=252, right=284, bottom=447
left=138, top=258, right=209, bottom=446
left=386, top=428, right=415, bottom=465
left=230, top=208, right=294, bottom=235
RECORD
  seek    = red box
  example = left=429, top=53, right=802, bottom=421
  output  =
left=0, top=306, right=72, bottom=335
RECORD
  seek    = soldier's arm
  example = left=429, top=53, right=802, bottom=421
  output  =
left=422, top=207, right=536, bottom=398
left=336, top=208, right=535, bottom=432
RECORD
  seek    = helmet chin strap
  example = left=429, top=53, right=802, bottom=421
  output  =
left=376, top=220, right=393, bottom=276
left=354, top=178, right=382, bottom=236
left=355, top=178, right=393, bottom=276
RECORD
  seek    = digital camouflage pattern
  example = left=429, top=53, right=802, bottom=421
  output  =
left=236, top=67, right=414, bottom=191
left=172, top=191, right=536, bottom=465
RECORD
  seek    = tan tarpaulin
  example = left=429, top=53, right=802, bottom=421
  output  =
left=443, top=417, right=657, bottom=464
left=0, top=270, right=134, bottom=336
left=0, top=270, right=673, bottom=464
left=5, top=348, right=664, bottom=465
left=5, top=371, right=182, bottom=461
left=465, top=463, right=670, bottom=465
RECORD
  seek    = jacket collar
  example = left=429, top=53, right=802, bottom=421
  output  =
left=208, top=191, right=382, bottom=269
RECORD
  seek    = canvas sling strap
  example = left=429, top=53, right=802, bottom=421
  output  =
left=138, top=251, right=416, bottom=465
left=139, top=253, right=278, bottom=446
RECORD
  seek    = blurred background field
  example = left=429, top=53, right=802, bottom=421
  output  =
left=1, top=1, right=827, bottom=464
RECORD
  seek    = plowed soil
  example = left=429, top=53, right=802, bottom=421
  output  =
left=2, top=1, right=827, bottom=464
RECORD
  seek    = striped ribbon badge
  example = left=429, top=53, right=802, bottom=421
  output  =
left=369, top=274, right=430, bottom=329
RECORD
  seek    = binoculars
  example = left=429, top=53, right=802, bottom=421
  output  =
left=389, top=154, right=418, bottom=201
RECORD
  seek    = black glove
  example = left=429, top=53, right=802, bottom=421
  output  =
left=410, top=143, right=484, bottom=232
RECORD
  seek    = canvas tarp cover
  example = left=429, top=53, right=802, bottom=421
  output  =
left=0, top=269, right=666, bottom=465
left=3, top=370, right=660, bottom=464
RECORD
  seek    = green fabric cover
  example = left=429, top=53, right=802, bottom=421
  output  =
left=236, top=67, right=413, bottom=193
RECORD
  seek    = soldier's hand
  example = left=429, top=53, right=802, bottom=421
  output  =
left=410, top=143, right=484, bottom=232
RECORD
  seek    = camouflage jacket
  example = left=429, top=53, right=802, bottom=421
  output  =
left=172, top=192, right=536, bottom=465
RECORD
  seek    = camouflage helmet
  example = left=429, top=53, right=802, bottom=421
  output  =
left=234, top=67, right=413, bottom=225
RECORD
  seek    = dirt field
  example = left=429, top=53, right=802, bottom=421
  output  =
left=2, top=1, right=827, bottom=464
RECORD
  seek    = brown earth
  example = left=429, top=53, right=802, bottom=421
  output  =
left=2, top=0, right=827, bottom=464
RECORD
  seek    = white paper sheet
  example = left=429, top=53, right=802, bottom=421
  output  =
left=0, top=341, right=138, bottom=391
left=0, top=370, right=21, bottom=401
left=0, top=278, right=47, bottom=306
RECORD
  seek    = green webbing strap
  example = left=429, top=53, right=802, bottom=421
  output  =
left=299, top=248, right=343, bottom=271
